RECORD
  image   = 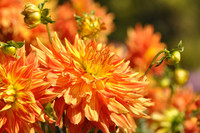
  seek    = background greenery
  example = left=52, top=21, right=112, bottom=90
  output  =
left=60, top=0, right=200, bottom=71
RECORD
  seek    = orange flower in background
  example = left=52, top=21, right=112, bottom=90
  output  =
left=71, top=0, right=114, bottom=43
left=171, top=87, right=196, bottom=112
left=54, top=0, right=114, bottom=44
left=0, top=50, right=54, bottom=132
left=145, top=86, right=170, bottom=114
left=0, top=0, right=30, bottom=42
left=53, top=2, right=77, bottom=44
left=32, top=33, right=152, bottom=132
left=0, top=0, right=58, bottom=54
left=126, top=24, right=166, bottom=75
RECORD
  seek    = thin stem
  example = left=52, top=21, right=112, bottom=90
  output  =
left=41, top=122, right=46, bottom=133
left=62, top=113, right=66, bottom=133
left=144, top=50, right=169, bottom=75
left=46, top=23, right=52, bottom=44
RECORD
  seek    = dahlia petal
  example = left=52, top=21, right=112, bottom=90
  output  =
left=0, top=104, right=12, bottom=112
left=0, top=116, right=7, bottom=128
left=107, top=99, right=129, bottom=114
left=46, top=55, right=65, bottom=72
left=46, top=72, right=59, bottom=86
left=110, top=113, right=132, bottom=129
left=32, top=70, right=50, bottom=79
left=53, top=32, right=67, bottom=53
left=65, top=38, right=80, bottom=58
left=6, top=118, right=19, bottom=133
left=64, top=85, right=82, bottom=105
left=30, top=103, right=45, bottom=122
left=26, top=51, right=38, bottom=67
left=15, top=108, right=35, bottom=123
left=30, top=79, right=51, bottom=99
left=31, top=123, right=44, bottom=133
left=79, top=83, right=92, bottom=97
left=92, top=112, right=110, bottom=133
left=54, top=97, right=67, bottom=126
left=128, top=104, right=148, bottom=118
left=17, top=91, right=36, bottom=104
left=84, top=94, right=99, bottom=122
left=36, top=38, right=53, bottom=57
left=13, top=64, right=34, bottom=87
left=31, top=45, right=48, bottom=67
left=68, top=122, right=84, bottom=133
left=67, top=105, right=85, bottom=124
left=55, top=72, right=74, bottom=87
left=38, top=88, right=60, bottom=104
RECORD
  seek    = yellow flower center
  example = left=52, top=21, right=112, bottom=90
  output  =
left=1, top=84, right=17, bottom=103
left=80, top=45, right=112, bottom=77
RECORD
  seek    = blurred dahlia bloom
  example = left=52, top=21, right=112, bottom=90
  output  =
left=0, top=48, right=56, bottom=132
left=32, top=33, right=152, bottom=132
left=126, top=24, right=166, bottom=75
left=147, top=86, right=200, bottom=133
left=145, top=86, right=170, bottom=114
left=171, top=87, right=197, bottom=112
left=0, top=0, right=30, bottom=42
left=150, top=107, right=185, bottom=133
left=54, top=0, right=114, bottom=43
left=0, top=0, right=57, bottom=53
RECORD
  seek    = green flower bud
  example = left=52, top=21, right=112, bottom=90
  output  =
left=2, top=45, right=16, bottom=56
left=174, top=68, right=189, bottom=85
left=166, top=51, right=181, bottom=65
left=22, top=3, right=41, bottom=28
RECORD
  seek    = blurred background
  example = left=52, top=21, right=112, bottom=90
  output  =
left=60, top=0, right=200, bottom=71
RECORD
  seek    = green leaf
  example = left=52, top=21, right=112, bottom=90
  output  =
left=45, top=102, right=53, bottom=118
left=74, top=14, right=82, bottom=21
left=42, top=8, right=49, bottom=17
left=177, top=40, right=184, bottom=52
left=38, top=3, right=44, bottom=10
left=14, top=41, right=25, bottom=48
left=38, top=0, right=48, bottom=10
left=6, top=41, right=25, bottom=48
left=177, top=40, right=182, bottom=47
left=41, top=16, right=55, bottom=24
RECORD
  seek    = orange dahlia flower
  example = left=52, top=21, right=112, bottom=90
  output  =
left=0, top=50, right=55, bottom=132
left=171, top=87, right=196, bottom=112
left=126, top=24, right=166, bottom=75
left=32, top=33, right=152, bottom=132
left=0, top=0, right=57, bottom=54
left=71, top=0, right=114, bottom=43
left=145, top=86, right=170, bottom=114
left=54, top=0, right=114, bottom=44
left=0, top=0, right=30, bottom=42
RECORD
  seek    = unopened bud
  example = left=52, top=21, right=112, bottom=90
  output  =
left=160, top=77, right=170, bottom=88
left=166, top=51, right=181, bottom=65
left=76, top=12, right=105, bottom=39
left=2, top=45, right=16, bottom=56
left=22, top=3, right=41, bottom=28
left=174, top=68, right=189, bottom=85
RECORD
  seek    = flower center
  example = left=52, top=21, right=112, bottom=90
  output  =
left=81, top=47, right=112, bottom=77
left=1, top=84, right=16, bottom=103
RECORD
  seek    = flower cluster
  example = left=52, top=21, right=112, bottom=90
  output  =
left=0, top=0, right=199, bottom=133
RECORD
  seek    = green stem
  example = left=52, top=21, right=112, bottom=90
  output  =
left=144, top=50, right=169, bottom=75
left=62, top=113, right=67, bottom=133
left=41, top=122, right=46, bottom=133
left=46, top=23, right=52, bottom=44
